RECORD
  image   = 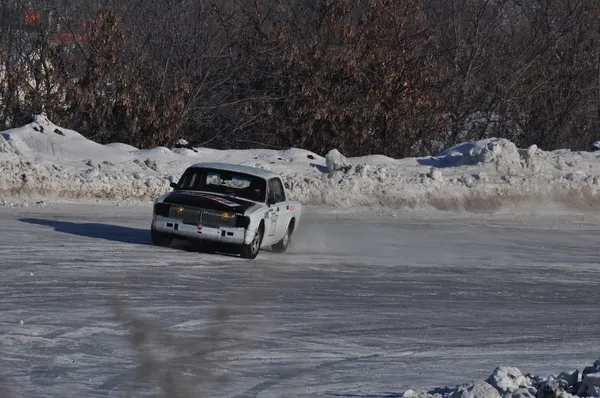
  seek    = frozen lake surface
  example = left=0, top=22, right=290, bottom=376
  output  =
left=1, top=204, right=599, bottom=397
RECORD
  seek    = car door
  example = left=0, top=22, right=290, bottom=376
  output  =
left=266, top=178, right=288, bottom=240
left=273, top=179, right=291, bottom=234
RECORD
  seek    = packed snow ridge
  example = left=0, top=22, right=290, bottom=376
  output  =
left=2, top=115, right=600, bottom=210
left=402, top=358, right=600, bottom=397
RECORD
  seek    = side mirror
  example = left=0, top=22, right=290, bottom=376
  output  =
left=267, top=197, right=276, bottom=206
left=170, top=182, right=177, bottom=189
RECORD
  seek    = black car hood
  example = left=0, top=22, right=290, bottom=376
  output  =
left=163, top=190, right=257, bottom=213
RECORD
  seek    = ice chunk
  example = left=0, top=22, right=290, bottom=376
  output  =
left=486, top=366, right=529, bottom=394
left=450, top=381, right=501, bottom=398
left=325, top=149, right=352, bottom=173
left=577, top=372, right=600, bottom=397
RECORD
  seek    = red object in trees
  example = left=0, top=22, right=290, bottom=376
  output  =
left=24, top=10, right=41, bottom=25
left=51, top=32, right=76, bottom=44
left=50, top=19, right=88, bottom=45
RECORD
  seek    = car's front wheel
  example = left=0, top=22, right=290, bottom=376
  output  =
left=151, top=226, right=173, bottom=247
left=240, top=226, right=263, bottom=259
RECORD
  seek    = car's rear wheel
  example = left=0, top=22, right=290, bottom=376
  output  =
left=240, top=226, right=263, bottom=259
left=272, top=224, right=292, bottom=253
left=151, top=226, right=173, bottom=247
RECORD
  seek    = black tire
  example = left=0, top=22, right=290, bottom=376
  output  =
left=151, top=226, right=173, bottom=247
left=198, top=242, right=217, bottom=254
left=272, top=223, right=292, bottom=253
left=240, top=225, right=263, bottom=259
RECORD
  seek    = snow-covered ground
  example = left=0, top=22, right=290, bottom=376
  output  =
left=0, top=204, right=600, bottom=397
left=2, top=117, right=600, bottom=397
left=2, top=115, right=600, bottom=210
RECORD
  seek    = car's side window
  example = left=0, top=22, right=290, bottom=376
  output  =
left=268, top=178, right=285, bottom=203
left=178, top=170, right=200, bottom=189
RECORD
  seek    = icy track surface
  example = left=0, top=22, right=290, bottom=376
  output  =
left=1, top=204, right=600, bottom=397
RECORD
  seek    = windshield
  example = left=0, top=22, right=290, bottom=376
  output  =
left=176, top=168, right=267, bottom=202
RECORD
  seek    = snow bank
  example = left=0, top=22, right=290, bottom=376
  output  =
left=2, top=116, right=600, bottom=210
left=402, top=358, right=600, bottom=398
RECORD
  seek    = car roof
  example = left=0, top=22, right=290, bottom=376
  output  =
left=188, top=162, right=280, bottom=180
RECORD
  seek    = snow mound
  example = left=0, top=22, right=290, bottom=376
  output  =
left=325, top=148, right=352, bottom=173
left=486, top=366, right=530, bottom=394
left=583, top=359, right=600, bottom=376
left=436, top=138, right=521, bottom=170
left=403, top=358, right=600, bottom=398
left=2, top=116, right=600, bottom=210
left=558, top=370, right=581, bottom=387
left=578, top=373, right=600, bottom=397
left=423, top=139, right=563, bottom=175
left=104, top=142, right=139, bottom=152
left=450, top=381, right=500, bottom=398
left=171, top=147, right=198, bottom=156
left=0, top=114, right=132, bottom=162
left=0, top=133, right=16, bottom=154
left=536, top=379, right=572, bottom=398
left=510, top=387, right=537, bottom=398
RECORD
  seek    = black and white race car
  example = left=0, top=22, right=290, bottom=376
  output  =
left=151, top=162, right=302, bottom=259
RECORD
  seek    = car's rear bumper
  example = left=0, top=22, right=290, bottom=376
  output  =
left=152, top=216, right=246, bottom=245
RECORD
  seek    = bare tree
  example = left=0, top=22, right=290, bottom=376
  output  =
left=2, top=0, right=600, bottom=156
